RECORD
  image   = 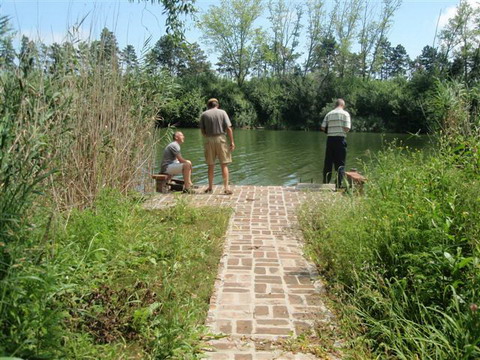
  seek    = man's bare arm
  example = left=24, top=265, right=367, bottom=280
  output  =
left=227, top=127, right=235, bottom=151
left=176, top=154, right=189, bottom=163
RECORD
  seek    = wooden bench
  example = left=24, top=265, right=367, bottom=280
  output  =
left=151, top=174, right=171, bottom=193
left=345, top=170, right=366, bottom=192
left=151, top=174, right=185, bottom=193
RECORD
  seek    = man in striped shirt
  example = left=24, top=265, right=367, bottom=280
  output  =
left=321, top=98, right=351, bottom=189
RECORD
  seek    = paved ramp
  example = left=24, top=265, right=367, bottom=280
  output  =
left=146, top=185, right=338, bottom=359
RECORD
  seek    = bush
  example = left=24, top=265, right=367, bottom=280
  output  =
left=300, top=135, right=480, bottom=359
left=0, top=191, right=231, bottom=358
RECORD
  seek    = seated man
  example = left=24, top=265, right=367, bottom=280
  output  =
left=160, top=131, right=195, bottom=193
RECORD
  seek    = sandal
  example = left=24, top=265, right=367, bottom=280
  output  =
left=204, top=188, right=213, bottom=193
left=223, top=189, right=233, bottom=195
left=182, top=188, right=196, bottom=194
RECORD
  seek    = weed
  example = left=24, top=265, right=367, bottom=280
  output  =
left=300, top=136, right=480, bottom=359
left=0, top=191, right=231, bottom=358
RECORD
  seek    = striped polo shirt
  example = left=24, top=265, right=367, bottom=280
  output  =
left=321, top=108, right=351, bottom=137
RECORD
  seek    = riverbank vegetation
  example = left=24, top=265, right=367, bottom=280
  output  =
left=2, top=190, right=230, bottom=358
left=2, top=0, right=480, bottom=358
left=300, top=83, right=480, bottom=358
left=1, top=1, right=232, bottom=357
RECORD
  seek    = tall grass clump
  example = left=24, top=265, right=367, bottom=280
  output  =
left=1, top=15, right=215, bottom=359
left=37, top=41, right=176, bottom=209
left=300, top=84, right=480, bottom=359
left=1, top=190, right=230, bottom=358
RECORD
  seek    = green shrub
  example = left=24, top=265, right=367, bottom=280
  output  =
left=300, top=136, right=480, bottom=359
left=1, top=191, right=231, bottom=359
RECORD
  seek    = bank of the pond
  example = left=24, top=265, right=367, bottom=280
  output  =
left=1, top=191, right=230, bottom=359
left=299, top=139, right=480, bottom=359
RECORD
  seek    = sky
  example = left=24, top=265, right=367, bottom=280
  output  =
left=0, top=0, right=469, bottom=63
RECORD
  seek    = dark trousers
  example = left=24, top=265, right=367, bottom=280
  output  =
left=323, top=136, right=347, bottom=188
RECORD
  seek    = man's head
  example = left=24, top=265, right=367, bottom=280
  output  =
left=173, top=131, right=185, bottom=144
left=207, top=98, right=219, bottom=109
left=335, top=98, right=345, bottom=109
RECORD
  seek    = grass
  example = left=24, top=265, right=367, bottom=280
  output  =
left=1, top=17, right=228, bottom=359
left=1, top=190, right=231, bottom=359
left=299, top=136, right=480, bottom=359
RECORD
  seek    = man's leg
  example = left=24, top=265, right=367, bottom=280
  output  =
left=182, top=161, right=193, bottom=189
left=333, top=138, right=347, bottom=188
left=204, top=140, right=215, bottom=191
left=221, top=163, right=230, bottom=192
left=207, top=164, right=215, bottom=191
left=323, top=137, right=334, bottom=183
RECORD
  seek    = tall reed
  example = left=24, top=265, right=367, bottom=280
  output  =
left=43, top=47, right=176, bottom=208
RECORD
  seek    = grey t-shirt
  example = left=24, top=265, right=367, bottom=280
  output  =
left=199, top=108, right=232, bottom=136
left=160, top=141, right=180, bottom=173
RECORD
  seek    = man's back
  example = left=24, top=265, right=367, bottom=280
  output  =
left=323, top=108, right=351, bottom=137
left=200, top=108, right=231, bottom=136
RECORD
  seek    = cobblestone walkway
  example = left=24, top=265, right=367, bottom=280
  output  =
left=146, top=185, right=337, bottom=360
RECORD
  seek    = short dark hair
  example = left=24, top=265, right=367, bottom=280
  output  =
left=335, top=98, right=345, bottom=107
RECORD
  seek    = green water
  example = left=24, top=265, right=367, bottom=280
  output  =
left=156, top=129, right=430, bottom=186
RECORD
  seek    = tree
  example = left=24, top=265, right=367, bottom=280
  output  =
left=146, top=35, right=210, bottom=76
left=388, top=44, right=409, bottom=77
left=120, top=45, right=138, bottom=72
left=303, top=0, right=328, bottom=75
left=357, top=0, right=378, bottom=78
left=331, top=0, right=363, bottom=78
left=18, top=35, right=38, bottom=74
left=132, top=0, right=196, bottom=40
left=44, top=41, right=77, bottom=74
left=366, top=0, right=402, bottom=78
left=146, top=35, right=186, bottom=74
left=311, top=35, right=337, bottom=82
left=0, top=15, right=16, bottom=70
left=267, top=0, right=303, bottom=76
left=181, top=42, right=211, bottom=76
left=90, top=27, right=119, bottom=68
left=199, top=0, right=263, bottom=86
left=414, top=45, right=440, bottom=74
left=439, top=0, right=480, bottom=84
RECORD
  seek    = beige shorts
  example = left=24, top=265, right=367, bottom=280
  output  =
left=165, top=162, right=184, bottom=175
left=204, top=134, right=232, bottom=165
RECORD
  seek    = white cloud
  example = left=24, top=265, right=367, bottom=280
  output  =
left=438, top=0, right=480, bottom=28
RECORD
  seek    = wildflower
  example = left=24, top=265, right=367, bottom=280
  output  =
left=470, top=303, right=478, bottom=313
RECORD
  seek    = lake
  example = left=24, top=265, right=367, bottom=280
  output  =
left=156, top=129, right=430, bottom=186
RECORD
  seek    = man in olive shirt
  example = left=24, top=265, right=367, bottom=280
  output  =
left=199, top=98, right=235, bottom=195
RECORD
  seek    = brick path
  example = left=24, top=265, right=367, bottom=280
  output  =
left=147, top=185, right=337, bottom=360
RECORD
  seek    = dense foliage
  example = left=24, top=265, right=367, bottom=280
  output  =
left=1, top=4, right=229, bottom=358
left=300, top=88, right=480, bottom=358
left=1, top=191, right=230, bottom=359
left=2, top=0, right=480, bottom=358
left=3, top=1, right=480, bottom=133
